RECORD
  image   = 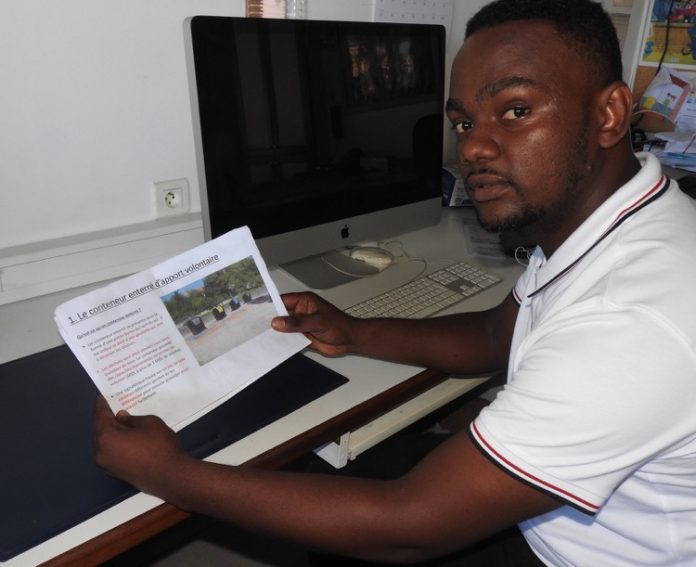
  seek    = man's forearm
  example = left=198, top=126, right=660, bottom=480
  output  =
left=151, top=455, right=436, bottom=563
left=349, top=311, right=508, bottom=375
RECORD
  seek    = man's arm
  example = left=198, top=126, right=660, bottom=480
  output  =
left=95, top=398, right=559, bottom=563
left=272, top=291, right=519, bottom=376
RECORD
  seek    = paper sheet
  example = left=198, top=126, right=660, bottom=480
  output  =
left=55, top=226, right=310, bottom=431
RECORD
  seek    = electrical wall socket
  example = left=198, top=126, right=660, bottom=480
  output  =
left=153, top=178, right=190, bottom=218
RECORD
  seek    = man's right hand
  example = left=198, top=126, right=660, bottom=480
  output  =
left=271, top=291, right=360, bottom=357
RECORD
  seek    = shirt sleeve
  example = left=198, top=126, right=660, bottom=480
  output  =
left=470, top=298, right=696, bottom=514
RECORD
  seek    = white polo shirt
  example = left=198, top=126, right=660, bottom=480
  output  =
left=470, top=153, right=696, bottom=566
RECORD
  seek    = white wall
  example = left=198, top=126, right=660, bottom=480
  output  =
left=1, top=1, right=243, bottom=250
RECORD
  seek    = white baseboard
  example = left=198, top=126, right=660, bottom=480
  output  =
left=0, top=214, right=204, bottom=306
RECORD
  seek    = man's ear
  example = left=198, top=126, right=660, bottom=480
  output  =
left=597, top=81, right=634, bottom=149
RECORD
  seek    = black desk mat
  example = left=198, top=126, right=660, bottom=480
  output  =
left=0, top=345, right=348, bottom=561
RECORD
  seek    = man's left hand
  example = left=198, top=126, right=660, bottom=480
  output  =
left=94, top=396, right=189, bottom=494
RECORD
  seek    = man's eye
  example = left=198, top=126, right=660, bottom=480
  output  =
left=502, top=106, right=530, bottom=121
left=451, top=120, right=472, bottom=134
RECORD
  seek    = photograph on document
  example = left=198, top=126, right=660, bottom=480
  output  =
left=160, top=256, right=274, bottom=366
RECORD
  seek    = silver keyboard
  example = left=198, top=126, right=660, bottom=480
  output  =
left=345, top=261, right=501, bottom=319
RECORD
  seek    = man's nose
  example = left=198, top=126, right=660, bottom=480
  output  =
left=457, top=128, right=500, bottom=165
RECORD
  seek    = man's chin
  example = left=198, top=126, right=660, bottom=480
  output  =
left=474, top=206, right=546, bottom=236
left=475, top=215, right=523, bottom=234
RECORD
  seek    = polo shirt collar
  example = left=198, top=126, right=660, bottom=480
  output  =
left=529, top=152, right=669, bottom=298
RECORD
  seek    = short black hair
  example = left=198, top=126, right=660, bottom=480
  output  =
left=465, top=0, right=623, bottom=86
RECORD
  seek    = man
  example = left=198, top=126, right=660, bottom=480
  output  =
left=95, top=1, right=696, bottom=564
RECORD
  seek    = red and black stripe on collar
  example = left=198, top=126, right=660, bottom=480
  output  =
left=525, top=175, right=671, bottom=299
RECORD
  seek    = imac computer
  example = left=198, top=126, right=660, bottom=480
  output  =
left=185, top=16, right=445, bottom=288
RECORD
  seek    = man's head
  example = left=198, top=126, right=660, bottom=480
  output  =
left=448, top=0, right=639, bottom=254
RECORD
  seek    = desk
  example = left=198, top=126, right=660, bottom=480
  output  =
left=3, top=208, right=522, bottom=567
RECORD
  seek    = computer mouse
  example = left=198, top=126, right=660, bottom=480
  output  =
left=349, top=247, right=394, bottom=271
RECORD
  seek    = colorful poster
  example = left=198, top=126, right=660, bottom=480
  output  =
left=642, top=0, right=696, bottom=67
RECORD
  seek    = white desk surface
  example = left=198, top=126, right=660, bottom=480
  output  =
left=3, top=208, right=523, bottom=567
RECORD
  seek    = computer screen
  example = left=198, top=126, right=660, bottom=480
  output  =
left=185, top=16, right=445, bottom=288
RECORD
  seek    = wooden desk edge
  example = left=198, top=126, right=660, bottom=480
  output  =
left=42, top=367, right=453, bottom=567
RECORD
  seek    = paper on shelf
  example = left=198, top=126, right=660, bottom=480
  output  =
left=654, top=131, right=696, bottom=154
left=651, top=149, right=696, bottom=172
left=54, top=226, right=309, bottom=431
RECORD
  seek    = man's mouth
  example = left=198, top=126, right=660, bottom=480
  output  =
left=465, top=173, right=513, bottom=203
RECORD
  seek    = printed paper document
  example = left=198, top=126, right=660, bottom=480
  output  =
left=55, top=226, right=309, bottom=431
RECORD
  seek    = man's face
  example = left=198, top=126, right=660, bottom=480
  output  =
left=447, top=21, right=600, bottom=243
